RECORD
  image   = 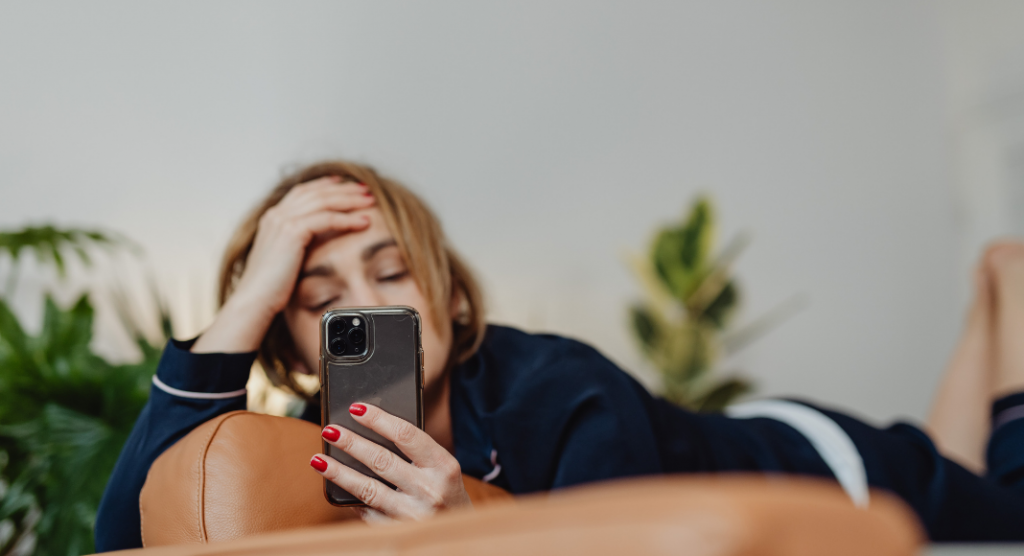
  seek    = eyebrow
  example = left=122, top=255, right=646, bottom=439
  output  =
left=362, top=238, right=398, bottom=262
left=298, top=238, right=399, bottom=281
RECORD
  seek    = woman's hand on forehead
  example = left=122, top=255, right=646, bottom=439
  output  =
left=192, top=177, right=375, bottom=354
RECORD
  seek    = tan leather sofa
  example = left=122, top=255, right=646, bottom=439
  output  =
left=137, top=410, right=510, bottom=546
left=101, top=410, right=924, bottom=555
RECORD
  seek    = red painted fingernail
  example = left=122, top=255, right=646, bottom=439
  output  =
left=321, top=426, right=341, bottom=442
left=349, top=403, right=367, bottom=416
left=310, top=456, right=328, bottom=473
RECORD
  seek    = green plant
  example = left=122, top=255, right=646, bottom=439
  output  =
left=0, top=226, right=125, bottom=298
left=0, top=226, right=164, bottom=556
left=629, top=196, right=752, bottom=412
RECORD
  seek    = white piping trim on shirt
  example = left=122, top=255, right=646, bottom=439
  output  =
left=994, top=405, right=1024, bottom=430
left=152, top=375, right=248, bottom=400
left=726, top=399, right=870, bottom=508
left=482, top=449, right=502, bottom=483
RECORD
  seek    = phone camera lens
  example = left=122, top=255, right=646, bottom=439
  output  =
left=329, top=317, right=346, bottom=334
left=348, top=328, right=365, bottom=345
left=329, top=336, right=347, bottom=356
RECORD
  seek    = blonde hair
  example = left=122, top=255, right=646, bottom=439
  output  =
left=218, top=160, right=486, bottom=399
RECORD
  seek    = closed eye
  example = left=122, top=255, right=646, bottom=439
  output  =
left=309, top=297, right=337, bottom=312
left=377, top=271, right=409, bottom=283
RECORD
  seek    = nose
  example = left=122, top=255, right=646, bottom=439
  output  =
left=346, top=278, right=385, bottom=307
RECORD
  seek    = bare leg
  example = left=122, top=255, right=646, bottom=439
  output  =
left=927, top=255, right=993, bottom=474
left=989, top=243, right=1024, bottom=398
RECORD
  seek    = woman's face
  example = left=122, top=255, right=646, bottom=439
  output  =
left=282, top=206, right=453, bottom=390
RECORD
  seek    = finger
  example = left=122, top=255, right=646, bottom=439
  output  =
left=348, top=403, right=446, bottom=468
left=294, top=176, right=366, bottom=194
left=306, top=187, right=375, bottom=215
left=281, top=176, right=349, bottom=203
left=310, top=454, right=409, bottom=518
left=277, top=176, right=364, bottom=206
left=321, top=425, right=417, bottom=491
left=301, top=211, right=372, bottom=238
left=298, top=175, right=345, bottom=188
left=280, top=184, right=374, bottom=218
left=356, top=506, right=397, bottom=526
left=290, top=179, right=368, bottom=199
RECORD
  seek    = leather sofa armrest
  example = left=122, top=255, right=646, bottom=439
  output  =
left=108, top=475, right=921, bottom=556
left=139, top=410, right=511, bottom=547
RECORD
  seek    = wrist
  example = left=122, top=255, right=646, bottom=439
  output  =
left=220, top=291, right=279, bottom=325
left=193, top=294, right=279, bottom=354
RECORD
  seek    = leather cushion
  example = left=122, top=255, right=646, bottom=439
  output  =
left=139, top=410, right=511, bottom=547
left=114, top=475, right=921, bottom=556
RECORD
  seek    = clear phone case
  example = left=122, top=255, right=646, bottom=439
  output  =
left=319, top=306, right=423, bottom=506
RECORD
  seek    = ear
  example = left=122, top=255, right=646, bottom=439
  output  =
left=450, top=287, right=466, bottom=322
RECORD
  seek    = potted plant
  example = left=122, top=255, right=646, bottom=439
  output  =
left=629, top=196, right=795, bottom=412
left=0, top=226, right=167, bottom=556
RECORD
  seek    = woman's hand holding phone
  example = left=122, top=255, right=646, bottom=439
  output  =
left=312, top=403, right=472, bottom=522
left=192, top=177, right=374, bottom=354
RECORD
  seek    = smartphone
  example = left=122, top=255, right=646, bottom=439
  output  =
left=319, top=306, right=424, bottom=506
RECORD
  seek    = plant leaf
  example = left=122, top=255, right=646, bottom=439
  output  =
left=722, top=294, right=808, bottom=355
left=651, top=196, right=715, bottom=301
left=702, top=280, right=739, bottom=328
left=0, top=224, right=160, bottom=556
left=629, top=304, right=660, bottom=355
left=0, top=225, right=122, bottom=285
left=695, top=378, right=753, bottom=413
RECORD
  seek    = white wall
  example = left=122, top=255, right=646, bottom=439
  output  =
left=939, top=1, right=1024, bottom=269
left=2, top=1, right=1015, bottom=423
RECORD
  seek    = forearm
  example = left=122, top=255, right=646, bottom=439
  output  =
left=95, top=395, right=247, bottom=551
left=94, top=339, right=254, bottom=552
left=191, top=295, right=276, bottom=354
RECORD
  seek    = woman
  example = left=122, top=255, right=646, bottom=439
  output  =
left=95, top=160, right=1024, bottom=551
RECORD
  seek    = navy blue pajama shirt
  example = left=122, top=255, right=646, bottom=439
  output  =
left=95, top=325, right=1024, bottom=551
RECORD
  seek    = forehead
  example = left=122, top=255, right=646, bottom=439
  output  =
left=302, top=207, right=394, bottom=269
